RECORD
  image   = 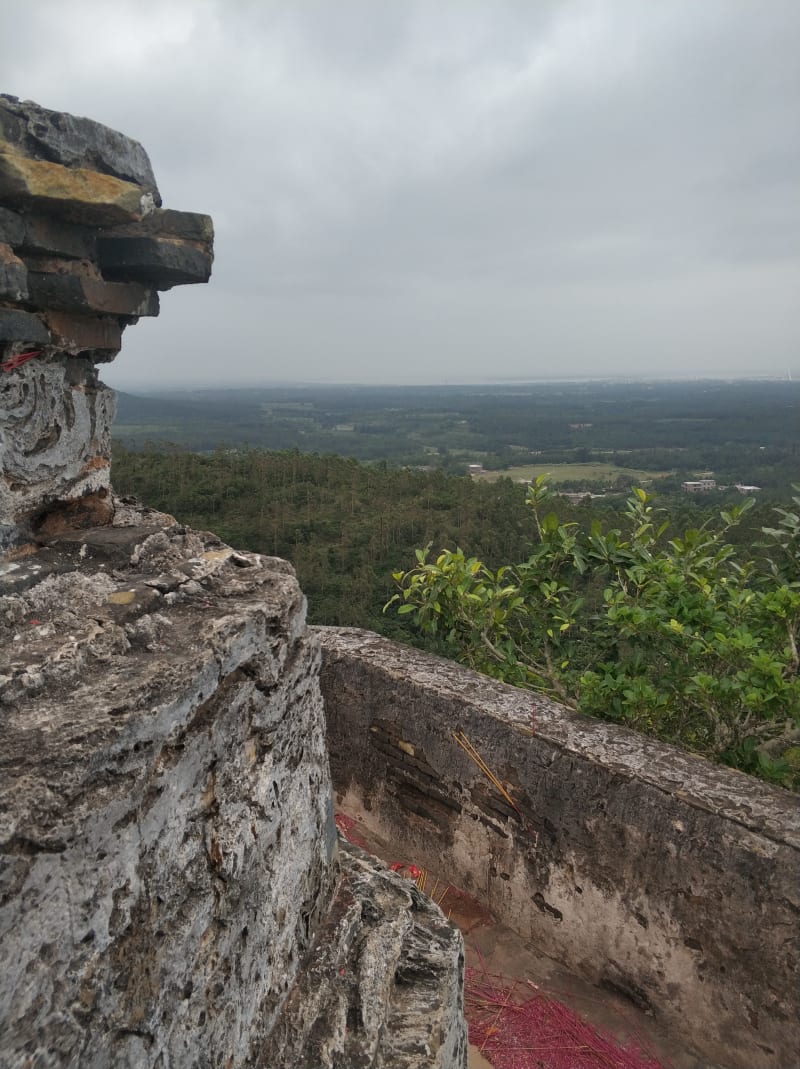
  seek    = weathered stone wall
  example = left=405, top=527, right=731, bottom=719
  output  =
left=318, top=627, right=800, bottom=1069
left=0, top=94, right=212, bottom=546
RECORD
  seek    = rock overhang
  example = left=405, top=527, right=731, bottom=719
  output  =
left=0, top=95, right=213, bottom=547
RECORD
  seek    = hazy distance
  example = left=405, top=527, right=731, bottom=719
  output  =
left=1, top=1, right=798, bottom=388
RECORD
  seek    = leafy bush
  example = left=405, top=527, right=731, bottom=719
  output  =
left=387, top=481, right=800, bottom=789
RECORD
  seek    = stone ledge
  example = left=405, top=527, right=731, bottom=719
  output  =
left=97, top=235, right=213, bottom=288
left=0, top=146, right=155, bottom=225
left=26, top=270, right=159, bottom=317
left=318, top=627, right=800, bottom=846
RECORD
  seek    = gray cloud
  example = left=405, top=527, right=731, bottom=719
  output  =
left=1, top=0, right=798, bottom=385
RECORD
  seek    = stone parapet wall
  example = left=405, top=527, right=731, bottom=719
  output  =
left=318, top=627, right=800, bottom=1069
left=0, top=95, right=213, bottom=545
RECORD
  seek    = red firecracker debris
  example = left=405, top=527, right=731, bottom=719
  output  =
left=334, top=812, right=371, bottom=851
left=1, top=350, right=42, bottom=373
left=466, top=967, right=671, bottom=1069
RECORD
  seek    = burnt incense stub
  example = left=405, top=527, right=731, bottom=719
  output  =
left=0, top=94, right=214, bottom=547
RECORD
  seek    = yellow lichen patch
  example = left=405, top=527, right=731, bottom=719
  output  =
left=201, top=550, right=232, bottom=563
left=107, top=590, right=136, bottom=605
left=397, top=740, right=416, bottom=757
left=0, top=145, right=149, bottom=224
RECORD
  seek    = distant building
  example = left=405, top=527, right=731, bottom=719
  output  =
left=561, top=491, right=592, bottom=503
left=735, top=483, right=761, bottom=494
left=468, top=464, right=484, bottom=475
left=682, top=479, right=717, bottom=493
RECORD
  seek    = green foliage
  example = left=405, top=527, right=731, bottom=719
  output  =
left=388, top=481, right=800, bottom=789
left=111, top=443, right=536, bottom=639
left=113, top=440, right=800, bottom=789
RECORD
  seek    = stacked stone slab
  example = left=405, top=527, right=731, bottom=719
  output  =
left=0, top=94, right=213, bottom=547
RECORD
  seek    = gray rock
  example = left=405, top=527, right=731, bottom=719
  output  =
left=258, top=844, right=467, bottom=1069
left=97, top=235, right=213, bottom=288
left=0, top=95, right=160, bottom=202
left=0, top=308, right=49, bottom=344
left=0, top=358, right=116, bottom=531
left=0, top=205, right=24, bottom=246
left=0, top=527, right=337, bottom=1069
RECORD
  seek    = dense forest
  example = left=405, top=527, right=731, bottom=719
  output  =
left=113, top=445, right=539, bottom=637
left=112, top=443, right=792, bottom=638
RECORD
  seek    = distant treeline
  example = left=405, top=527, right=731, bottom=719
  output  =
left=113, top=379, right=800, bottom=494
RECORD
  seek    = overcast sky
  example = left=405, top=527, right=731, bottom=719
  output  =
left=1, top=0, right=798, bottom=387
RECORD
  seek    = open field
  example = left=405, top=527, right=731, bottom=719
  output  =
left=472, top=462, right=671, bottom=484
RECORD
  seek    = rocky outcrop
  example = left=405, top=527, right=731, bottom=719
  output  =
left=0, top=99, right=466, bottom=1069
left=260, top=844, right=466, bottom=1069
left=0, top=516, right=467, bottom=1068
left=0, top=95, right=213, bottom=547
left=1, top=522, right=336, bottom=1068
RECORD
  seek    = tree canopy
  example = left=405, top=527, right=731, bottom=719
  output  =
left=388, top=480, right=800, bottom=790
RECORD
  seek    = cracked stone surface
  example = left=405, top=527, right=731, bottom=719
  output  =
left=0, top=517, right=467, bottom=1069
left=259, top=844, right=467, bottom=1069
left=0, top=517, right=337, bottom=1068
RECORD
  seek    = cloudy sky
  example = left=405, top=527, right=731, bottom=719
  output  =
left=1, top=0, right=798, bottom=387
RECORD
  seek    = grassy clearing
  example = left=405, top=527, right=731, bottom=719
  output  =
left=473, top=462, right=671, bottom=484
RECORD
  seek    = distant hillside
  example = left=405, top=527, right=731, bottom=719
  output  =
left=111, top=380, right=800, bottom=492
